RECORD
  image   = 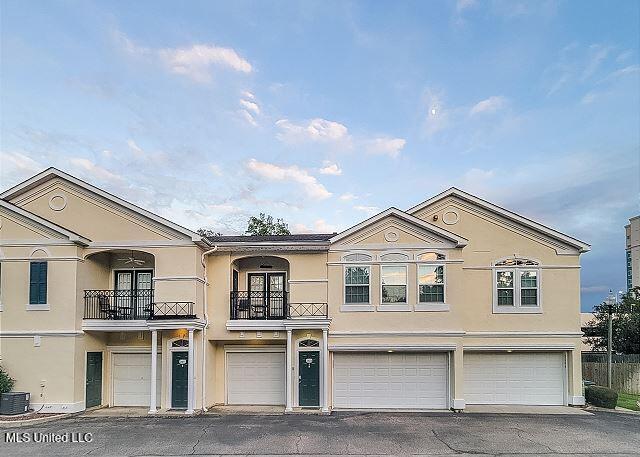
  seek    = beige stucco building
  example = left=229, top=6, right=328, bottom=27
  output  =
left=0, top=168, right=591, bottom=414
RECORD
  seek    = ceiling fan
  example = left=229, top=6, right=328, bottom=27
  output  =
left=117, top=251, right=146, bottom=266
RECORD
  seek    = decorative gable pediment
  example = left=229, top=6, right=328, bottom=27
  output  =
left=330, top=208, right=467, bottom=249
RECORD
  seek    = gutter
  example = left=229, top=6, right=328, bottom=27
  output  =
left=199, top=245, right=218, bottom=412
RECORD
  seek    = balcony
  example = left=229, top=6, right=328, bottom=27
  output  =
left=230, top=291, right=327, bottom=320
left=84, top=290, right=195, bottom=320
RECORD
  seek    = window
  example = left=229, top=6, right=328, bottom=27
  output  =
left=417, top=252, right=446, bottom=261
left=29, top=261, right=48, bottom=305
left=381, top=266, right=407, bottom=303
left=299, top=339, right=319, bottom=347
left=494, top=258, right=540, bottom=311
left=418, top=265, right=445, bottom=303
left=343, top=253, right=372, bottom=262
left=345, top=266, right=370, bottom=303
left=380, top=253, right=409, bottom=262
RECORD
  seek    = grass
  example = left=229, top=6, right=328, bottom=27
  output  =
left=616, top=392, right=640, bottom=411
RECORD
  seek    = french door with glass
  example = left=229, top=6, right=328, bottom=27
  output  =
left=114, top=270, right=153, bottom=318
left=247, top=272, right=286, bottom=319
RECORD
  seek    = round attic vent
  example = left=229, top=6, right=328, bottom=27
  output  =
left=49, top=194, right=67, bottom=211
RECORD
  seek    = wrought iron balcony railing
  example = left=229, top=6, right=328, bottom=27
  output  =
left=84, top=290, right=195, bottom=320
left=230, top=291, right=327, bottom=319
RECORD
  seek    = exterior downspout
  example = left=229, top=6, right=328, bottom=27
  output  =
left=200, top=245, right=218, bottom=412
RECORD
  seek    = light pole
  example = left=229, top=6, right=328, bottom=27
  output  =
left=606, top=290, right=616, bottom=388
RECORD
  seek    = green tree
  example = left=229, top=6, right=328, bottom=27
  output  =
left=246, top=213, right=290, bottom=236
left=0, top=366, right=15, bottom=394
left=585, top=286, right=640, bottom=354
left=196, top=228, right=222, bottom=237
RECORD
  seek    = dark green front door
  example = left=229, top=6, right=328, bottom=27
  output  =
left=172, top=351, right=188, bottom=409
left=298, top=351, right=320, bottom=407
left=85, top=352, right=102, bottom=408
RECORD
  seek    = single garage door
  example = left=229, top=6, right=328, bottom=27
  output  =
left=112, top=353, right=162, bottom=406
left=333, top=352, right=448, bottom=409
left=226, top=351, right=286, bottom=405
left=464, top=352, right=565, bottom=405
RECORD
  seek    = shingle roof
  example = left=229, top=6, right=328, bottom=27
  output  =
left=205, top=233, right=336, bottom=243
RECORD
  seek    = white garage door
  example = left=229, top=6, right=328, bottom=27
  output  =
left=333, top=352, right=448, bottom=409
left=112, top=353, right=162, bottom=406
left=226, top=351, right=286, bottom=405
left=464, top=352, right=565, bottom=405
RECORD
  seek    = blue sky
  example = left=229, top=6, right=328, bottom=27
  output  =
left=1, top=0, right=638, bottom=310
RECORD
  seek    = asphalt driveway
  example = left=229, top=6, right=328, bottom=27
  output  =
left=1, top=410, right=639, bottom=456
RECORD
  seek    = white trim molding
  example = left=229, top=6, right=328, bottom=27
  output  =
left=0, top=330, right=83, bottom=337
left=288, top=278, right=328, bottom=284
left=463, top=345, right=576, bottom=351
left=451, top=399, right=466, bottom=410
left=340, top=304, right=375, bottom=312
left=464, top=331, right=582, bottom=338
left=377, top=304, right=412, bottom=312
left=415, top=303, right=450, bottom=312
left=329, top=344, right=456, bottom=352
left=330, top=330, right=465, bottom=338
left=152, top=275, right=206, bottom=284
left=226, top=320, right=286, bottom=331
left=25, top=303, right=50, bottom=311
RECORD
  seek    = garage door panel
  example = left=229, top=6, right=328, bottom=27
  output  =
left=227, top=352, right=285, bottom=405
left=333, top=352, right=448, bottom=409
left=464, top=353, right=564, bottom=406
left=112, top=353, right=161, bottom=407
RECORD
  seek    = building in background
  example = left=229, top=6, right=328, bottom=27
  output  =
left=626, top=216, right=640, bottom=290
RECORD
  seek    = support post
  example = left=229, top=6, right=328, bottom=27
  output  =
left=322, top=329, right=329, bottom=413
left=149, top=330, right=158, bottom=414
left=285, top=329, right=293, bottom=412
left=607, top=309, right=613, bottom=388
left=186, top=329, right=195, bottom=414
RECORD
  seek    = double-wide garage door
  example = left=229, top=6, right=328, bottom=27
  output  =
left=333, top=352, right=448, bottom=409
left=464, top=352, right=565, bottom=405
left=112, top=353, right=162, bottom=407
left=226, top=351, right=286, bottom=405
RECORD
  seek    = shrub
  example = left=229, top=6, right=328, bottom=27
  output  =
left=585, top=385, right=618, bottom=409
left=0, top=366, right=15, bottom=394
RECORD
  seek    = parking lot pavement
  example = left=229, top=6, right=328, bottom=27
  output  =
left=1, top=410, right=639, bottom=456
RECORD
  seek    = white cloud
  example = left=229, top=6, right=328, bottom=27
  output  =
left=582, top=44, right=612, bottom=81
left=470, top=96, right=508, bottom=115
left=209, top=164, right=223, bottom=176
left=319, top=161, right=342, bottom=175
left=69, top=158, right=122, bottom=183
left=240, top=99, right=260, bottom=115
left=239, top=109, right=258, bottom=127
left=456, top=0, right=477, bottom=12
left=365, top=137, right=406, bottom=158
left=275, top=118, right=350, bottom=144
left=293, top=219, right=338, bottom=233
left=246, top=158, right=331, bottom=200
left=460, top=168, right=495, bottom=193
left=242, top=90, right=255, bottom=99
left=127, top=139, right=145, bottom=157
left=354, top=205, right=380, bottom=216
left=581, top=285, right=610, bottom=293
left=116, top=30, right=252, bottom=83
left=1, top=151, right=43, bottom=176
left=339, top=193, right=358, bottom=201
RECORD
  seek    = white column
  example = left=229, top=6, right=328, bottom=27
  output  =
left=149, top=330, right=158, bottom=414
left=186, top=329, right=195, bottom=414
left=285, top=329, right=293, bottom=412
left=322, top=329, right=329, bottom=413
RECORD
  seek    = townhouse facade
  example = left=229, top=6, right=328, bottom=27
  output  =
left=0, top=168, right=590, bottom=414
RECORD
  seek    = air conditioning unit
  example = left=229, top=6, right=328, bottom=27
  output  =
left=0, top=392, right=30, bottom=415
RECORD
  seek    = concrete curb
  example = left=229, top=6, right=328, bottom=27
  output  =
left=586, top=405, right=640, bottom=415
left=0, top=413, right=70, bottom=429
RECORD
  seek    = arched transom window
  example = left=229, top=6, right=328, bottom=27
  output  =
left=172, top=339, right=189, bottom=347
left=299, top=339, right=320, bottom=347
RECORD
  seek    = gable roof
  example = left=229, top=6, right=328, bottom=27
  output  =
left=0, top=200, right=91, bottom=246
left=329, top=207, right=468, bottom=246
left=407, top=187, right=591, bottom=253
left=1, top=167, right=207, bottom=245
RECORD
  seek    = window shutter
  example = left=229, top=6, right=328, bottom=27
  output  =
left=29, top=262, right=47, bottom=305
